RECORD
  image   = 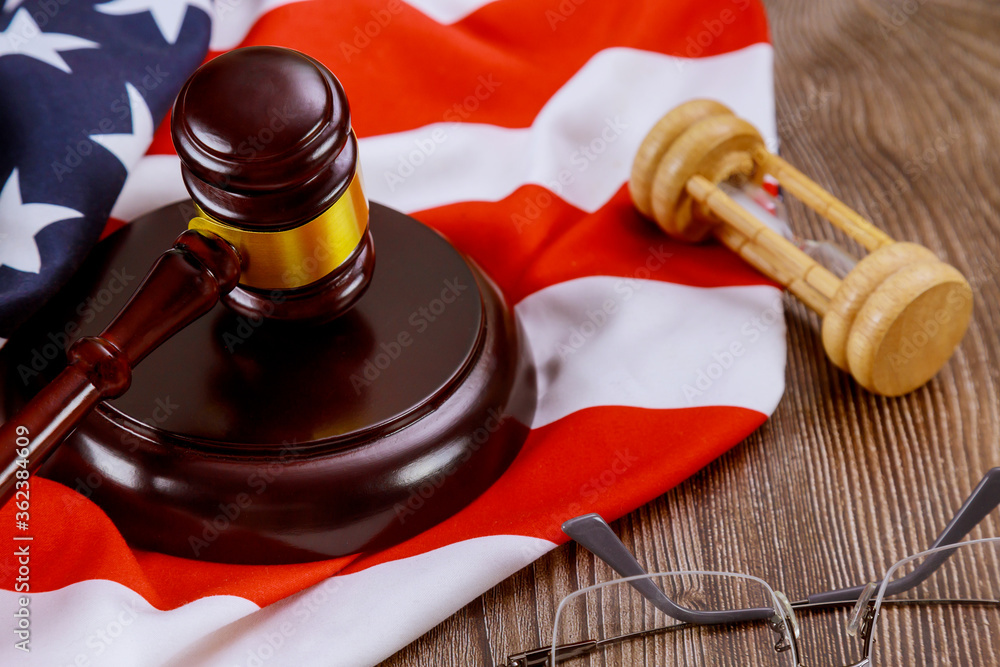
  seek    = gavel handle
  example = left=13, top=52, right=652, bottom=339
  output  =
left=0, top=229, right=242, bottom=507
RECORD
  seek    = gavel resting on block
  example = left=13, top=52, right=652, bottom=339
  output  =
left=0, top=47, right=534, bottom=563
left=630, top=99, right=973, bottom=397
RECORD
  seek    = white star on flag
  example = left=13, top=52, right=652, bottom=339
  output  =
left=90, top=82, right=154, bottom=173
left=3, top=0, right=26, bottom=13
left=95, top=0, right=212, bottom=45
left=0, top=8, right=98, bottom=73
left=0, top=169, right=84, bottom=274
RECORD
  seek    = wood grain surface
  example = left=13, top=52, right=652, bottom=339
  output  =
left=381, top=0, right=1000, bottom=664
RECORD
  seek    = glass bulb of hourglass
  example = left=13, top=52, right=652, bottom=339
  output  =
left=719, top=181, right=858, bottom=279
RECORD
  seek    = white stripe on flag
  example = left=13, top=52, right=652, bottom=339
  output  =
left=402, top=0, right=500, bottom=24
left=110, top=155, right=189, bottom=223
left=110, top=44, right=773, bottom=221
left=0, top=535, right=554, bottom=667
left=0, top=581, right=257, bottom=666
left=209, top=0, right=502, bottom=50
left=359, top=44, right=775, bottom=213
left=516, top=277, right=787, bottom=428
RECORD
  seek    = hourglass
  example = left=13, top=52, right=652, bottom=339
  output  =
left=630, top=99, right=972, bottom=396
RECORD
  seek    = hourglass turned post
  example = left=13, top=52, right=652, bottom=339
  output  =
left=629, top=99, right=972, bottom=397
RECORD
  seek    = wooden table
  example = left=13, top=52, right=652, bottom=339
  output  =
left=382, top=1, right=1000, bottom=664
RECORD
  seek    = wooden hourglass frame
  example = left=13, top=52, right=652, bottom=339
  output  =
left=630, top=100, right=973, bottom=397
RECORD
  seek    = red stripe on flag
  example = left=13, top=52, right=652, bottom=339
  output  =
left=248, top=0, right=769, bottom=136
left=342, top=403, right=767, bottom=575
left=418, top=185, right=777, bottom=303
left=145, top=0, right=768, bottom=153
left=0, top=404, right=763, bottom=610
left=148, top=113, right=174, bottom=157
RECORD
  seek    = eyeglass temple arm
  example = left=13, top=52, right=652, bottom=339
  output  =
left=562, top=514, right=774, bottom=625
left=807, top=467, right=1000, bottom=605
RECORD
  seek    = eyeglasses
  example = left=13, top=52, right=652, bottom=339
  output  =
left=506, top=468, right=1000, bottom=666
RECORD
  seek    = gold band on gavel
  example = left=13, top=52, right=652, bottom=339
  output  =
left=188, top=171, right=369, bottom=290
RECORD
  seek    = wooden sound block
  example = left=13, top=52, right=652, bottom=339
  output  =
left=0, top=201, right=536, bottom=564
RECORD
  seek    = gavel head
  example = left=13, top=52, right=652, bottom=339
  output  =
left=630, top=99, right=973, bottom=396
left=171, top=46, right=373, bottom=324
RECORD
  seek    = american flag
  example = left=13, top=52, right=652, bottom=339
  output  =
left=0, top=0, right=210, bottom=344
left=0, top=1, right=783, bottom=665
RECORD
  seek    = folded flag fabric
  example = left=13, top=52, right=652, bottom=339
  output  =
left=0, top=1, right=784, bottom=665
left=0, top=0, right=210, bottom=344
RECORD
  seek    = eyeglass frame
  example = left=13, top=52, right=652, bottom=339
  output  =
left=506, top=467, right=1000, bottom=667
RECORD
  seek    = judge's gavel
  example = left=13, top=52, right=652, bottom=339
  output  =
left=0, top=47, right=374, bottom=506
left=630, top=99, right=973, bottom=397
